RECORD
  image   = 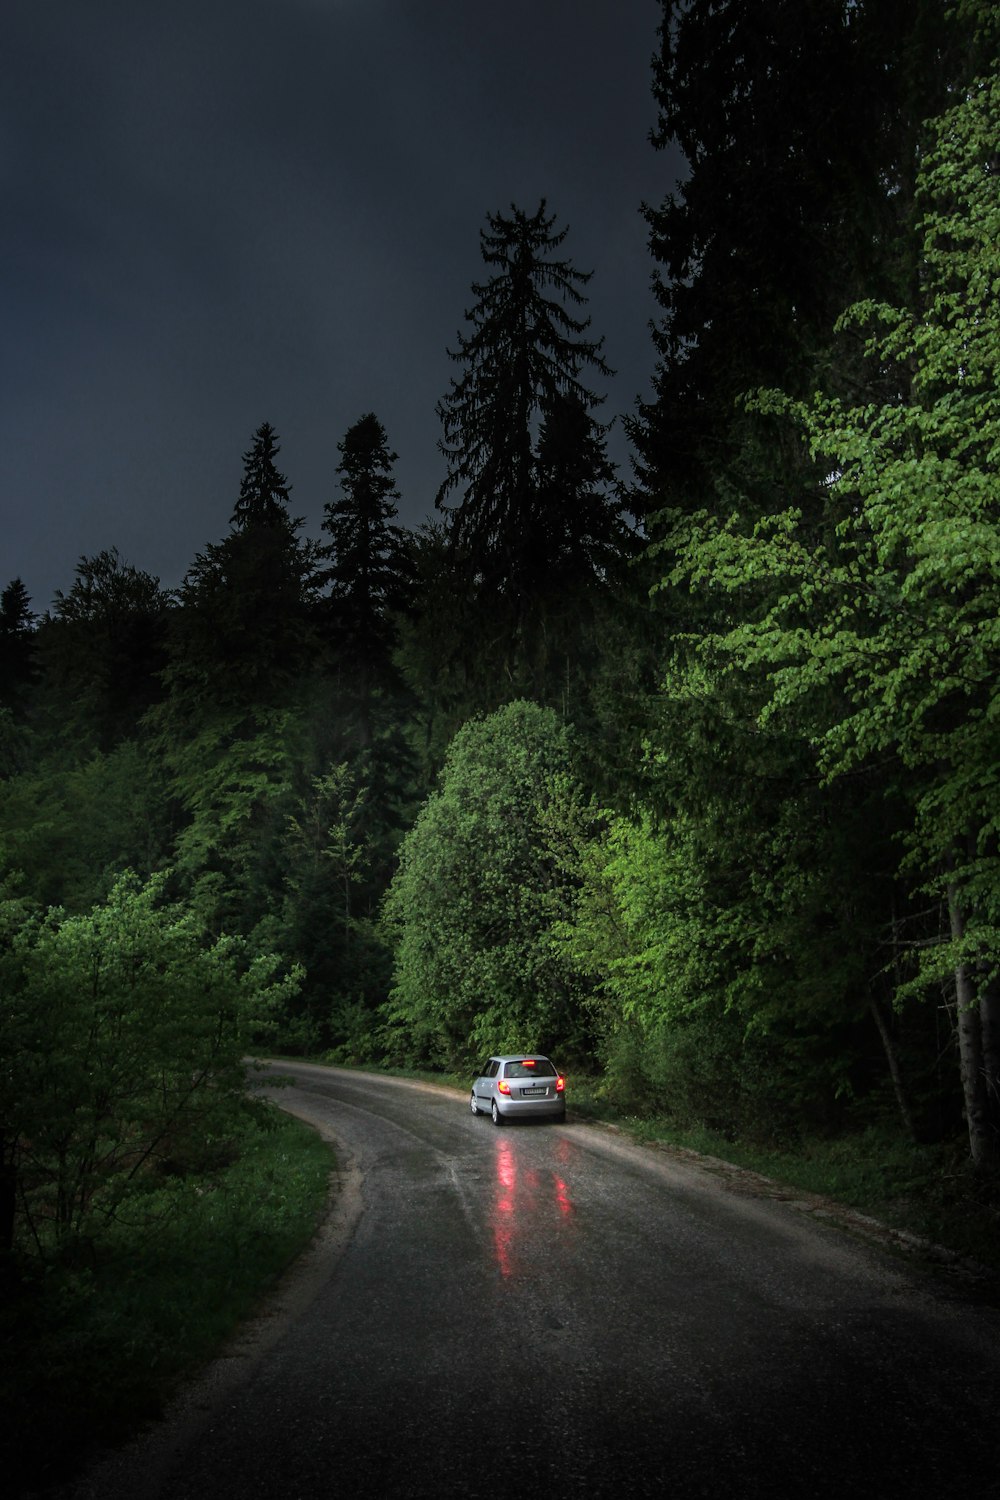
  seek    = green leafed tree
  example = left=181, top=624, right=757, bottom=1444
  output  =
left=381, top=700, right=592, bottom=1068
left=0, top=871, right=299, bottom=1257
left=0, top=740, right=171, bottom=912
left=276, top=762, right=392, bottom=1055
left=664, top=14, right=1000, bottom=1164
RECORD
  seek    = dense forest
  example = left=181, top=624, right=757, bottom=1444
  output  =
left=2, top=0, right=998, bottom=1273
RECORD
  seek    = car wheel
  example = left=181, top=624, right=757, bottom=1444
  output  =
left=470, top=1091, right=479, bottom=1116
left=491, top=1099, right=504, bottom=1126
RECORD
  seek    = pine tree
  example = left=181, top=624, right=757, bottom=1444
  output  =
left=533, top=390, right=629, bottom=589
left=631, top=0, right=950, bottom=520
left=231, top=421, right=294, bottom=531
left=164, top=422, right=319, bottom=719
left=0, top=578, right=37, bottom=715
left=149, top=425, right=321, bottom=940
left=436, top=201, right=615, bottom=604
left=323, top=413, right=411, bottom=692
left=321, top=413, right=416, bottom=856
left=433, top=202, right=630, bottom=707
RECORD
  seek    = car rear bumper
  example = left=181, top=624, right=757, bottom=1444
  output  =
left=495, top=1094, right=565, bottom=1119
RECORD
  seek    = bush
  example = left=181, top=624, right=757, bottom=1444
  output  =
left=0, top=870, right=300, bottom=1260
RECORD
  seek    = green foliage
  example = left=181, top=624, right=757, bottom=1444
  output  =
left=382, top=701, right=593, bottom=1067
left=658, top=34, right=1000, bottom=1161
left=1, top=1110, right=331, bottom=1494
left=0, top=740, right=170, bottom=911
left=162, top=708, right=299, bottom=934
left=666, top=59, right=1000, bottom=974
left=275, top=762, right=393, bottom=1050
left=33, top=549, right=171, bottom=751
left=552, top=800, right=881, bottom=1141
left=1, top=871, right=300, bottom=1257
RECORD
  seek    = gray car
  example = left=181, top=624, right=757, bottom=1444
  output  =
left=470, top=1054, right=566, bottom=1125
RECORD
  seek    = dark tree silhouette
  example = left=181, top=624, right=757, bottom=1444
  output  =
left=324, top=414, right=410, bottom=658
left=162, top=424, right=318, bottom=718
left=0, top=578, right=37, bottom=715
left=231, top=421, right=294, bottom=531
left=631, top=0, right=951, bottom=519
left=34, top=550, right=170, bottom=747
left=533, top=389, right=630, bottom=588
left=436, top=201, right=613, bottom=603
left=322, top=412, right=413, bottom=751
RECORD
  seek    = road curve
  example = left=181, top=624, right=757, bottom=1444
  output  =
left=64, top=1062, right=1000, bottom=1499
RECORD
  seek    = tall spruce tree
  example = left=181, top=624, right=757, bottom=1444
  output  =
left=232, top=421, right=294, bottom=531
left=437, top=204, right=615, bottom=587
left=320, top=412, right=416, bottom=900
left=435, top=201, right=625, bottom=698
left=631, top=0, right=950, bottom=519
left=164, top=421, right=318, bottom=719
left=0, top=578, right=37, bottom=717
left=322, top=412, right=411, bottom=742
left=150, top=424, right=320, bottom=941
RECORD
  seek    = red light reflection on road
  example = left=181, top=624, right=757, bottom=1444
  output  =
left=496, top=1140, right=515, bottom=1213
left=491, top=1137, right=576, bottom=1278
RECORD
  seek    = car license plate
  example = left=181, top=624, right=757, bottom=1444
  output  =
left=522, top=1086, right=545, bottom=1097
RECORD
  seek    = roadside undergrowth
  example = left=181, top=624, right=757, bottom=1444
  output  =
left=2, top=1107, right=332, bottom=1497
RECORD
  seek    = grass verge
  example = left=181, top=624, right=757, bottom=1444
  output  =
left=2, top=1106, right=332, bottom=1497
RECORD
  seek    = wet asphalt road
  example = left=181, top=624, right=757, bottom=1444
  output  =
left=67, top=1063, right=1000, bottom=1499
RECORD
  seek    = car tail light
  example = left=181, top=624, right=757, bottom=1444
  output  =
left=497, top=1080, right=511, bottom=1095
left=555, top=1075, right=565, bottom=1093
left=522, top=1058, right=536, bottom=1067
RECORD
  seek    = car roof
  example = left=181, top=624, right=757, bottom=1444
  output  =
left=490, top=1053, right=553, bottom=1062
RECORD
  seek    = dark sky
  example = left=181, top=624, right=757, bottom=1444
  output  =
left=2, top=0, right=678, bottom=614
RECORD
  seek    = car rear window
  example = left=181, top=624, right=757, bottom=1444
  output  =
left=504, top=1059, right=556, bottom=1078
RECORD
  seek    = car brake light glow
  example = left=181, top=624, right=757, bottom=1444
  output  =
left=555, top=1075, right=565, bottom=1092
left=497, top=1079, right=511, bottom=1094
left=522, top=1058, right=536, bottom=1066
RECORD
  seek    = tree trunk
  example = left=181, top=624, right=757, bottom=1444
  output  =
left=869, top=997, right=918, bottom=1141
left=947, top=882, right=996, bottom=1169
left=0, top=1129, right=16, bottom=1256
left=980, top=974, right=1000, bottom=1134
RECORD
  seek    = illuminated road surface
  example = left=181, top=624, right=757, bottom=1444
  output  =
left=67, top=1063, right=1000, bottom=1499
